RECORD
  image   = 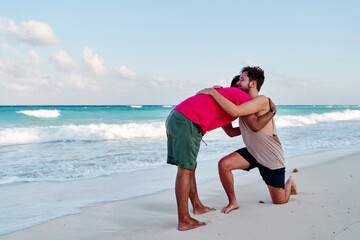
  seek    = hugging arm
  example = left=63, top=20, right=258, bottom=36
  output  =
left=243, top=111, right=274, bottom=132
left=198, top=88, right=268, bottom=117
left=197, top=88, right=276, bottom=132
left=242, top=98, right=277, bottom=132
left=222, top=123, right=241, bottom=137
left=222, top=113, right=273, bottom=134
left=246, top=97, right=277, bottom=131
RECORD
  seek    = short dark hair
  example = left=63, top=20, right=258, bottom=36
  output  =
left=230, top=75, right=240, bottom=87
left=241, top=66, right=265, bottom=91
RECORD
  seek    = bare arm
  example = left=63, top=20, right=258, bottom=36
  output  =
left=221, top=123, right=241, bottom=137
left=242, top=112, right=273, bottom=132
left=243, top=97, right=277, bottom=132
left=197, top=88, right=268, bottom=117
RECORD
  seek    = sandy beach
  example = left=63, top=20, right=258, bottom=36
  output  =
left=3, top=148, right=360, bottom=240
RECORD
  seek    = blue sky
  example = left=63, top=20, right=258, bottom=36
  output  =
left=0, top=0, right=359, bottom=105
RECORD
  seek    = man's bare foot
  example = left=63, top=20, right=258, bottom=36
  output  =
left=291, top=185, right=298, bottom=195
left=193, top=206, right=216, bottom=215
left=289, top=176, right=298, bottom=195
left=178, top=217, right=206, bottom=231
left=221, top=203, right=239, bottom=214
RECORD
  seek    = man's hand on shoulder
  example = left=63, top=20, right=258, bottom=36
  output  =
left=197, top=87, right=220, bottom=96
left=268, top=97, right=276, bottom=115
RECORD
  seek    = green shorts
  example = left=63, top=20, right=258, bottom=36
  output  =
left=166, top=110, right=203, bottom=171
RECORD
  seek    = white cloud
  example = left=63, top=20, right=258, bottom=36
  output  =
left=64, top=73, right=101, bottom=91
left=26, top=50, right=42, bottom=66
left=1, top=38, right=9, bottom=50
left=0, top=68, right=49, bottom=93
left=83, top=47, right=137, bottom=79
left=268, top=70, right=309, bottom=92
left=210, top=78, right=232, bottom=88
left=245, top=59, right=258, bottom=66
left=83, top=47, right=107, bottom=76
left=0, top=48, right=42, bottom=73
left=149, top=75, right=185, bottom=90
left=0, top=52, right=57, bottom=94
left=150, top=76, right=170, bottom=88
left=52, top=50, right=81, bottom=71
left=0, top=80, right=35, bottom=92
left=110, top=65, right=137, bottom=79
left=0, top=53, right=100, bottom=95
left=0, top=58, right=17, bottom=73
left=0, top=18, right=58, bottom=46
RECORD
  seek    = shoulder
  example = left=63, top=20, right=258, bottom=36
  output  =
left=219, top=87, right=250, bottom=100
left=253, top=95, right=267, bottom=102
left=219, top=87, right=244, bottom=93
left=254, top=95, right=271, bottom=113
left=252, top=95, right=269, bottom=107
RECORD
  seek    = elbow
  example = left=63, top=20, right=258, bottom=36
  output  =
left=226, top=132, right=238, bottom=138
left=253, top=127, right=261, bottom=132
left=249, top=125, right=261, bottom=132
left=224, top=129, right=240, bottom=137
left=229, top=110, right=241, bottom=118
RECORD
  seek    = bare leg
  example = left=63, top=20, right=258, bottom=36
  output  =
left=268, top=176, right=298, bottom=204
left=175, top=166, right=206, bottom=231
left=189, top=163, right=216, bottom=214
left=218, top=152, right=250, bottom=214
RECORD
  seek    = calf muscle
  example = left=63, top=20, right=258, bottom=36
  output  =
left=268, top=176, right=298, bottom=204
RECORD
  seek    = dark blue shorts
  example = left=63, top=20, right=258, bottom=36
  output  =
left=235, top=148, right=285, bottom=189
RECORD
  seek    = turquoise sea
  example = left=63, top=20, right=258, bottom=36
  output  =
left=1, top=105, right=360, bottom=235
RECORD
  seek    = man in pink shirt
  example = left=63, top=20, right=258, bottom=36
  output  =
left=166, top=67, right=276, bottom=231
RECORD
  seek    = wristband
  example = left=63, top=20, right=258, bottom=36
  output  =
left=270, top=110, right=276, bottom=116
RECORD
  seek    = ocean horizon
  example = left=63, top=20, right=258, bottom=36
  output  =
left=1, top=104, right=360, bottom=236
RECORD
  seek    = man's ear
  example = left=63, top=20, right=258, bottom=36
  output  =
left=250, top=80, right=257, bottom=88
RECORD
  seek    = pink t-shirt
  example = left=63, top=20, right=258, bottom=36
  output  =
left=173, top=87, right=251, bottom=135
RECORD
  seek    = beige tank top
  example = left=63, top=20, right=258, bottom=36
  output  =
left=238, top=118, right=285, bottom=170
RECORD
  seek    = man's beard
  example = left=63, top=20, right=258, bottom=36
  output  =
left=241, top=84, right=250, bottom=93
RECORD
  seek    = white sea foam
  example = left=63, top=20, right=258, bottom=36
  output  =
left=0, top=176, right=26, bottom=185
left=0, top=122, right=166, bottom=146
left=130, top=105, right=142, bottom=108
left=17, top=109, right=60, bottom=118
left=2, top=110, right=360, bottom=146
left=276, top=109, right=360, bottom=128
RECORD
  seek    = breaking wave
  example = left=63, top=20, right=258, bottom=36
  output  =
left=0, top=122, right=166, bottom=146
left=276, top=109, right=360, bottom=128
left=17, top=110, right=60, bottom=118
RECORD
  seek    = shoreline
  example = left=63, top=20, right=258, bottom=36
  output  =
left=3, top=148, right=360, bottom=239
